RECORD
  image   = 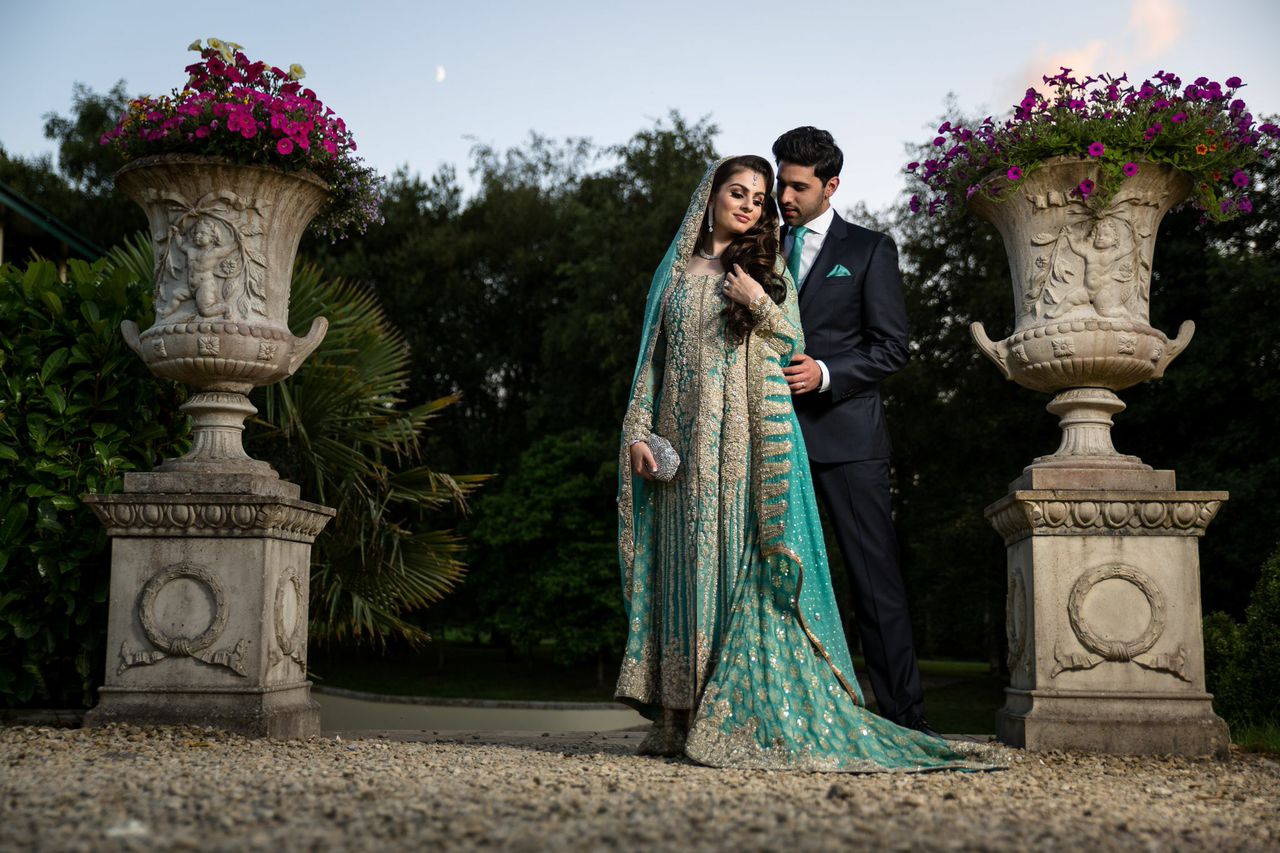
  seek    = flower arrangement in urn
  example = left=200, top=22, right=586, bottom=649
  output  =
left=909, top=68, right=1274, bottom=220
left=908, top=70, right=1275, bottom=469
left=102, top=38, right=381, bottom=239
left=100, top=39, right=384, bottom=476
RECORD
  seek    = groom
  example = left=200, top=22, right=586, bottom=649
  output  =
left=773, top=126, right=935, bottom=736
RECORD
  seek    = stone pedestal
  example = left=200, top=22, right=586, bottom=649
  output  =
left=83, top=472, right=334, bottom=738
left=986, top=468, right=1230, bottom=756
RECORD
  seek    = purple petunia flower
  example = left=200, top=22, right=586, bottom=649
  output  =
left=1238, top=197, right=1253, bottom=213
left=909, top=195, right=921, bottom=213
left=1007, top=166, right=1023, bottom=181
left=1226, top=76, right=1243, bottom=88
left=907, top=161, right=920, bottom=172
left=1233, top=171, right=1250, bottom=187
left=1123, top=162, right=1140, bottom=177
left=1088, top=141, right=1106, bottom=157
left=1078, top=179, right=1095, bottom=197
left=1171, top=112, right=1187, bottom=123
left=933, top=136, right=946, bottom=146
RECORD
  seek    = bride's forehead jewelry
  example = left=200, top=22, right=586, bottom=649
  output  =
left=752, top=173, right=758, bottom=186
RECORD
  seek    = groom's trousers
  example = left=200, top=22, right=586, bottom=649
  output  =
left=810, top=457, right=924, bottom=724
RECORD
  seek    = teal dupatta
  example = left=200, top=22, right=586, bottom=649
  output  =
left=616, top=160, right=992, bottom=772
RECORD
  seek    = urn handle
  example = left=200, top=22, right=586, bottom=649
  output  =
left=120, top=320, right=144, bottom=358
left=1152, top=320, right=1195, bottom=379
left=970, top=322, right=1010, bottom=379
left=288, top=317, right=329, bottom=376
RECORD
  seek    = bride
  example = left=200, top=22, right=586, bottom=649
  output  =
left=616, top=155, right=984, bottom=772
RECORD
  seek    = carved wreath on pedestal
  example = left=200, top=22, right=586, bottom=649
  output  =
left=119, top=563, right=247, bottom=676
left=270, top=566, right=307, bottom=670
left=1052, top=563, right=1189, bottom=681
left=1006, top=565, right=1029, bottom=678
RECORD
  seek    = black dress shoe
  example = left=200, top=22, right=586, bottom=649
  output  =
left=901, top=716, right=942, bottom=739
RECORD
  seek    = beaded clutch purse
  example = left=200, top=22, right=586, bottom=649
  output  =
left=646, top=433, right=681, bottom=482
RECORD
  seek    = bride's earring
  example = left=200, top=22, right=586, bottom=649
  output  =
left=707, top=207, right=714, bottom=232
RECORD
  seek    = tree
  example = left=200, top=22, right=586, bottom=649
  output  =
left=0, top=82, right=143, bottom=251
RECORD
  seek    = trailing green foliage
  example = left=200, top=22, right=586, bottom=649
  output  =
left=105, top=240, right=484, bottom=646
left=1204, top=546, right=1280, bottom=733
left=0, top=258, right=187, bottom=707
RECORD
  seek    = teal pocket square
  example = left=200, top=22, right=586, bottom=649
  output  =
left=827, top=264, right=852, bottom=277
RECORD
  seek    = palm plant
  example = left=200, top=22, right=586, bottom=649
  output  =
left=106, top=235, right=483, bottom=645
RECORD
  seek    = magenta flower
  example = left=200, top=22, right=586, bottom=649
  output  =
left=909, top=195, right=921, bottom=213
left=1171, top=112, right=1187, bottom=123
left=1078, top=179, right=1095, bottom=197
left=1088, top=141, right=1106, bottom=157
left=1232, top=171, right=1249, bottom=187
left=933, top=136, right=946, bottom=146
left=277, top=138, right=294, bottom=155
left=1226, top=76, right=1242, bottom=88
left=1238, top=197, right=1253, bottom=213
left=1122, top=162, right=1139, bottom=176
left=906, top=161, right=920, bottom=172
left=1006, top=166, right=1023, bottom=181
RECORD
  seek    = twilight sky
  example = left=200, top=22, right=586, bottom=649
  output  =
left=2, top=0, right=1277, bottom=215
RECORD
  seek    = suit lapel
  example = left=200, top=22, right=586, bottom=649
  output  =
left=798, top=211, right=848, bottom=310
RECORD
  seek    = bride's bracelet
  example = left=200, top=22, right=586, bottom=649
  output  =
left=747, top=293, right=771, bottom=312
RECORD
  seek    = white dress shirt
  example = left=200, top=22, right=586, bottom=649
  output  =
left=782, top=204, right=836, bottom=392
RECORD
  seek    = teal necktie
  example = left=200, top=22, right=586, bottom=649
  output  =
left=787, top=225, right=810, bottom=287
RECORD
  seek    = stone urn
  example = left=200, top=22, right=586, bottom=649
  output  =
left=117, top=155, right=330, bottom=476
left=969, top=156, right=1195, bottom=469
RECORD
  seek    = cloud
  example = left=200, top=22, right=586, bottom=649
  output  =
left=998, top=0, right=1186, bottom=108
left=1004, top=40, right=1108, bottom=105
left=1128, top=0, right=1187, bottom=60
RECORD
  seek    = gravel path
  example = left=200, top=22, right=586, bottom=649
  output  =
left=2, top=725, right=1276, bottom=851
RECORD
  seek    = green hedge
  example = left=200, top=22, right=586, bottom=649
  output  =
left=1204, top=546, right=1280, bottom=730
left=0, top=259, right=187, bottom=706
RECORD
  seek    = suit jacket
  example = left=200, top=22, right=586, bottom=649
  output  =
left=788, top=212, right=910, bottom=464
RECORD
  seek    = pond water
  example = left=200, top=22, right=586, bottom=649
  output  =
left=315, top=690, right=648, bottom=732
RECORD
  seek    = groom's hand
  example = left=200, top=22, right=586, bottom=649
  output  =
left=784, top=353, right=822, bottom=395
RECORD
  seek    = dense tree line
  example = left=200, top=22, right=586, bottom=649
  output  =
left=5, top=85, right=1276, bottom=672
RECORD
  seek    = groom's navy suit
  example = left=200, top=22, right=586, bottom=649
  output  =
left=787, top=211, right=924, bottom=725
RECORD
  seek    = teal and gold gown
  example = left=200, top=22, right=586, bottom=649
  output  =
left=616, top=159, right=992, bottom=772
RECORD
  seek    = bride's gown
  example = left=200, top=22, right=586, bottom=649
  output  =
left=618, top=264, right=988, bottom=772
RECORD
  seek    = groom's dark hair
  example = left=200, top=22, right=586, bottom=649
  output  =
left=772, top=127, right=843, bottom=183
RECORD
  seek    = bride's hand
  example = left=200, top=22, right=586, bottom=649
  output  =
left=723, top=264, right=766, bottom=306
left=629, top=441, right=658, bottom=481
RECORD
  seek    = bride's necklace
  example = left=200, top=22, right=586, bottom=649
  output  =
left=696, top=248, right=720, bottom=260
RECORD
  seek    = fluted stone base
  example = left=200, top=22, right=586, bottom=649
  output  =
left=986, top=467, right=1230, bottom=756
left=83, top=471, right=334, bottom=739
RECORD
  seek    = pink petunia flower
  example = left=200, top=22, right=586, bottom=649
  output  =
left=1088, top=141, right=1106, bottom=157
left=277, top=138, right=294, bottom=155
left=1078, top=179, right=1095, bottom=197
left=1122, top=162, right=1139, bottom=177
left=1006, top=166, right=1023, bottom=181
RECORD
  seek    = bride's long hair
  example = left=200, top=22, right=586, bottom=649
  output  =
left=698, top=155, right=785, bottom=344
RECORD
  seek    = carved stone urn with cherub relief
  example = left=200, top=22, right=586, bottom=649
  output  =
left=969, top=156, right=1196, bottom=469
left=117, top=155, right=330, bottom=475
left=83, top=155, right=336, bottom=738
left=969, top=157, right=1229, bottom=756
